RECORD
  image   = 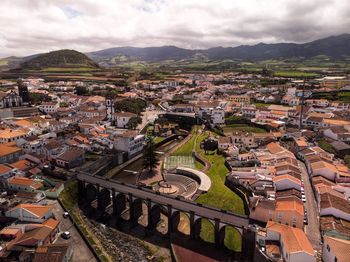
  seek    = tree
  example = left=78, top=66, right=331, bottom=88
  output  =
left=29, top=93, right=51, bottom=104
left=142, top=138, right=160, bottom=174
left=126, top=116, right=142, bottom=129
left=344, top=155, right=350, bottom=169
left=75, top=86, right=89, bottom=96
left=114, top=98, right=147, bottom=115
left=202, top=137, right=218, bottom=154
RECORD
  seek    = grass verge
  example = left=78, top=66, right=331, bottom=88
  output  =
left=59, top=181, right=112, bottom=261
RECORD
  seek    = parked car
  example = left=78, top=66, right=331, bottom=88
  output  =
left=302, top=195, right=306, bottom=203
left=63, top=212, right=69, bottom=218
left=61, top=231, right=71, bottom=239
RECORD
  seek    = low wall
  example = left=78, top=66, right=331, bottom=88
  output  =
left=155, top=134, right=180, bottom=147
left=225, top=176, right=250, bottom=216
left=106, top=135, right=181, bottom=178
left=57, top=198, right=101, bottom=262
left=192, top=151, right=206, bottom=168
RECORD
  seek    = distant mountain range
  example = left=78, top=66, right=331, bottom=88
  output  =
left=1, top=34, right=350, bottom=70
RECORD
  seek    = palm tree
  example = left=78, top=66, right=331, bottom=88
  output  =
left=142, top=138, right=160, bottom=175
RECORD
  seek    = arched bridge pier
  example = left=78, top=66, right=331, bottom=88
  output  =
left=77, top=173, right=254, bottom=255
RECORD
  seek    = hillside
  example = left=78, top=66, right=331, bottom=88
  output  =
left=2, top=34, right=350, bottom=71
left=20, top=49, right=99, bottom=70
left=88, top=34, right=350, bottom=66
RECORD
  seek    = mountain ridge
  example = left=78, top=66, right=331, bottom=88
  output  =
left=87, top=34, right=350, bottom=65
left=1, top=34, right=350, bottom=70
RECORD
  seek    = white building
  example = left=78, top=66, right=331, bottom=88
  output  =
left=0, top=91, right=23, bottom=108
left=113, top=131, right=145, bottom=157
left=39, top=102, right=59, bottom=113
left=323, top=236, right=350, bottom=262
left=197, top=106, right=225, bottom=126
left=5, top=204, right=53, bottom=223
left=112, top=112, right=137, bottom=128
left=273, top=174, right=301, bottom=191
left=264, top=221, right=316, bottom=262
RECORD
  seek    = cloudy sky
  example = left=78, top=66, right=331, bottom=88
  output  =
left=0, top=0, right=349, bottom=57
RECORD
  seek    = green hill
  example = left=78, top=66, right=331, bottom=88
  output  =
left=20, top=49, right=99, bottom=70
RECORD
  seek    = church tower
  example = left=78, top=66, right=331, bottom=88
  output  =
left=105, top=95, right=115, bottom=121
left=17, top=78, right=30, bottom=104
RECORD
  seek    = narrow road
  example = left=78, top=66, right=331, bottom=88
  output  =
left=298, top=160, right=321, bottom=251
left=50, top=200, right=97, bottom=262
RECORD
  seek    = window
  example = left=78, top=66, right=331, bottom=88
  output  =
left=327, top=244, right=330, bottom=252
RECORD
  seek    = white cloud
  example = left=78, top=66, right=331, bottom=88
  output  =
left=0, top=0, right=349, bottom=57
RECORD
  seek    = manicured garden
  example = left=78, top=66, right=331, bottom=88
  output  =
left=171, top=127, right=246, bottom=251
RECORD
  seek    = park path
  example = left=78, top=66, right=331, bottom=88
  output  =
left=139, top=133, right=192, bottom=185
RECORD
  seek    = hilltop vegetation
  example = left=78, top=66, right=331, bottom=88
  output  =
left=20, top=49, right=99, bottom=70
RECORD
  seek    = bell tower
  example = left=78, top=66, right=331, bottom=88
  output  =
left=105, top=95, right=114, bottom=121
left=17, top=78, right=30, bottom=104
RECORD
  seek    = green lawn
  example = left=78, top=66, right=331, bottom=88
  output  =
left=172, top=129, right=197, bottom=156
left=223, top=124, right=267, bottom=134
left=171, top=127, right=245, bottom=251
left=153, top=136, right=166, bottom=144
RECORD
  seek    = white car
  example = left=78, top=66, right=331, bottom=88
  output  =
left=302, top=195, right=306, bottom=203
left=61, top=231, right=71, bottom=239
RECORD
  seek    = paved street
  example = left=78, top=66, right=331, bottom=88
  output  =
left=49, top=200, right=97, bottom=262
left=298, top=160, right=321, bottom=251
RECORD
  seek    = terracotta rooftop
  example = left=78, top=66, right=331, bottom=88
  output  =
left=275, top=198, right=304, bottom=216
left=0, top=164, right=13, bottom=174
left=10, top=204, right=53, bottom=218
left=10, top=159, right=33, bottom=171
left=273, top=174, right=301, bottom=185
left=57, top=148, right=84, bottom=162
left=312, top=176, right=336, bottom=187
left=311, top=161, right=338, bottom=173
left=42, top=218, right=60, bottom=229
left=14, top=226, right=52, bottom=247
left=320, top=192, right=350, bottom=215
left=324, top=236, right=350, bottom=262
left=0, top=129, right=27, bottom=139
left=8, top=177, right=43, bottom=189
left=266, top=142, right=285, bottom=154
left=33, top=244, right=70, bottom=262
left=276, top=189, right=302, bottom=199
left=0, top=144, right=22, bottom=157
left=266, top=221, right=314, bottom=256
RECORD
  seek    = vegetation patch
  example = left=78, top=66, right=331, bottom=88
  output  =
left=273, top=71, right=319, bottom=77
left=317, top=138, right=336, bottom=154
left=59, top=181, right=111, bottom=261
left=223, top=124, right=267, bottom=134
left=171, top=127, right=245, bottom=251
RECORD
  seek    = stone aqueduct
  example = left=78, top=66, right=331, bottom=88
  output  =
left=77, top=173, right=255, bottom=255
